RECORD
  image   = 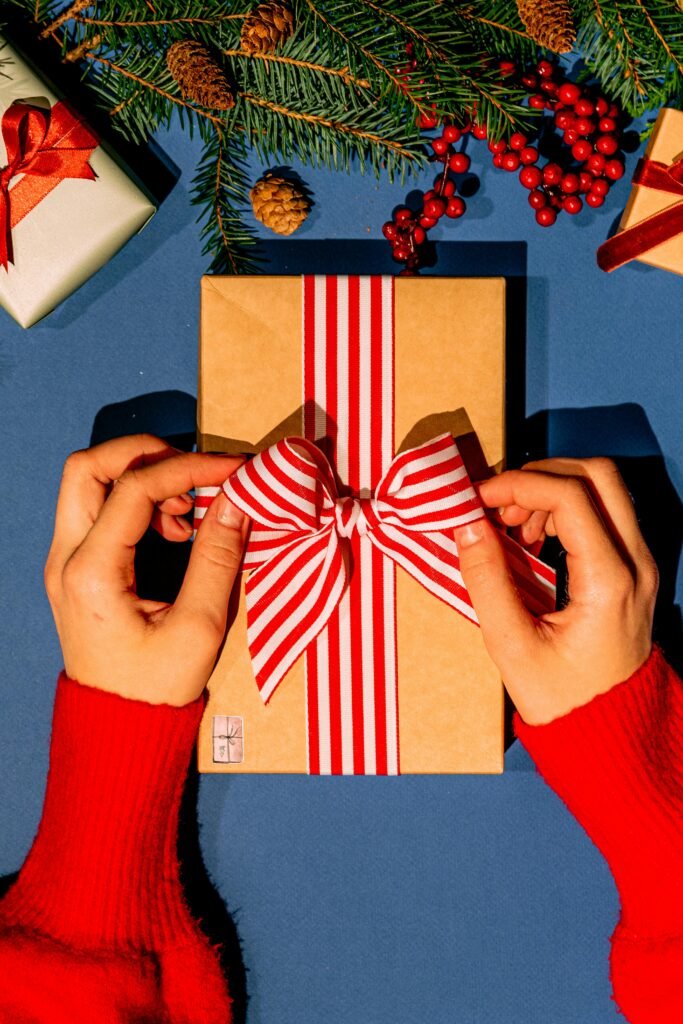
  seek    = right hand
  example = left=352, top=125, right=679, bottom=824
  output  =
left=453, top=458, right=659, bottom=726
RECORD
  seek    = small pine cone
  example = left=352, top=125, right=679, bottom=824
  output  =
left=241, top=1, right=294, bottom=55
left=516, top=0, right=576, bottom=54
left=250, top=173, right=309, bottom=235
left=166, top=40, right=235, bottom=110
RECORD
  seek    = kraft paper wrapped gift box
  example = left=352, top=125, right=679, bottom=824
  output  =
left=599, top=107, right=683, bottom=276
left=196, top=275, right=523, bottom=776
left=0, top=34, right=156, bottom=327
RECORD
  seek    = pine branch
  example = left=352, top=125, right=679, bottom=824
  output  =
left=237, top=87, right=423, bottom=182
left=459, top=10, right=531, bottom=42
left=575, top=0, right=683, bottom=114
left=192, top=124, right=261, bottom=275
left=356, top=0, right=447, bottom=60
left=223, top=47, right=371, bottom=90
left=613, top=4, right=648, bottom=97
left=32, top=0, right=51, bottom=21
left=391, top=4, right=523, bottom=130
left=455, top=0, right=539, bottom=54
left=631, top=0, right=683, bottom=76
left=240, top=90, right=419, bottom=160
left=76, top=13, right=249, bottom=28
left=39, top=0, right=89, bottom=37
left=302, top=0, right=428, bottom=114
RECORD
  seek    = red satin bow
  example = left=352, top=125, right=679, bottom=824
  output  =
left=0, top=100, right=98, bottom=270
left=597, top=153, right=683, bottom=272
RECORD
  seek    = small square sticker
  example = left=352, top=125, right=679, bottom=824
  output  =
left=213, top=715, right=244, bottom=764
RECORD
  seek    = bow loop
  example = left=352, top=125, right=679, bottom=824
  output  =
left=374, top=432, right=483, bottom=532
left=1, top=104, right=50, bottom=179
left=0, top=100, right=98, bottom=270
left=224, top=436, right=338, bottom=534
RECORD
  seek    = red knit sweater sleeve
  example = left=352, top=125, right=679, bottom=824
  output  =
left=514, top=646, right=683, bottom=1024
left=0, top=673, right=233, bottom=1024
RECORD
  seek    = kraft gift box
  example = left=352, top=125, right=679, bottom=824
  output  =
left=613, top=107, right=683, bottom=276
left=196, top=275, right=509, bottom=775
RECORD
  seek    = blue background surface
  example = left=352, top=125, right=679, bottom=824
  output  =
left=0, top=106, right=681, bottom=1024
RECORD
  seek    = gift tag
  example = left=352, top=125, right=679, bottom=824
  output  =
left=212, top=715, right=244, bottom=764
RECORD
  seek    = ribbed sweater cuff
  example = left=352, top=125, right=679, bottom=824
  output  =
left=514, top=647, right=683, bottom=937
left=1, top=673, right=205, bottom=951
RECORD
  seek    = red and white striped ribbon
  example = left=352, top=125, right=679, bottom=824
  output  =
left=301, top=275, right=398, bottom=775
left=194, top=276, right=556, bottom=775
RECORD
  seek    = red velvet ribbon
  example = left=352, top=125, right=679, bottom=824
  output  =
left=597, top=153, right=683, bottom=272
left=0, top=100, right=99, bottom=270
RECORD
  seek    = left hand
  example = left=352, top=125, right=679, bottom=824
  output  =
left=44, top=435, right=248, bottom=706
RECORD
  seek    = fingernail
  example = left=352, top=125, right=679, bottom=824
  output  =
left=179, top=492, right=193, bottom=505
left=453, top=520, right=487, bottom=548
left=179, top=517, right=193, bottom=535
left=215, top=492, right=246, bottom=528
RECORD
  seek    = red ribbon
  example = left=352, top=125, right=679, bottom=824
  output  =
left=0, top=100, right=99, bottom=270
left=597, top=154, right=683, bottom=272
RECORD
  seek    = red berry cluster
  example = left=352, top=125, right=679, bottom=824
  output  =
left=381, top=52, right=628, bottom=269
left=382, top=122, right=472, bottom=271
left=491, top=59, right=626, bottom=226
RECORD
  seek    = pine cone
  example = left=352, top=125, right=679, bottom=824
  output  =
left=250, top=174, right=310, bottom=235
left=166, top=40, right=235, bottom=110
left=516, top=0, right=576, bottom=54
left=241, top=1, right=294, bottom=55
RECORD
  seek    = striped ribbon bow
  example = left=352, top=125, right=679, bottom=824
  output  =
left=221, top=431, right=556, bottom=705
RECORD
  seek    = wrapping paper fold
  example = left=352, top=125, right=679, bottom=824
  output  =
left=0, top=34, right=156, bottom=326
left=197, top=275, right=512, bottom=775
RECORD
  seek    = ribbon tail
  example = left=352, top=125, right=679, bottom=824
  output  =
left=497, top=532, right=556, bottom=616
left=369, top=525, right=479, bottom=623
left=192, top=485, right=222, bottom=534
left=0, top=188, right=12, bottom=270
left=245, top=529, right=347, bottom=703
left=371, top=523, right=556, bottom=623
left=242, top=527, right=305, bottom=569
left=597, top=202, right=683, bottom=272
left=44, top=100, right=99, bottom=153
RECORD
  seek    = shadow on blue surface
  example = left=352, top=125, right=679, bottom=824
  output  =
left=528, top=403, right=683, bottom=671
left=44, top=177, right=195, bottom=331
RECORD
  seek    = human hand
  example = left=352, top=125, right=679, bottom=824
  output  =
left=453, top=458, right=658, bottom=725
left=44, top=435, right=248, bottom=706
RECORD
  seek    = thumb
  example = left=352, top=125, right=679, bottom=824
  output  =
left=174, top=491, right=249, bottom=639
left=454, top=517, right=538, bottom=673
